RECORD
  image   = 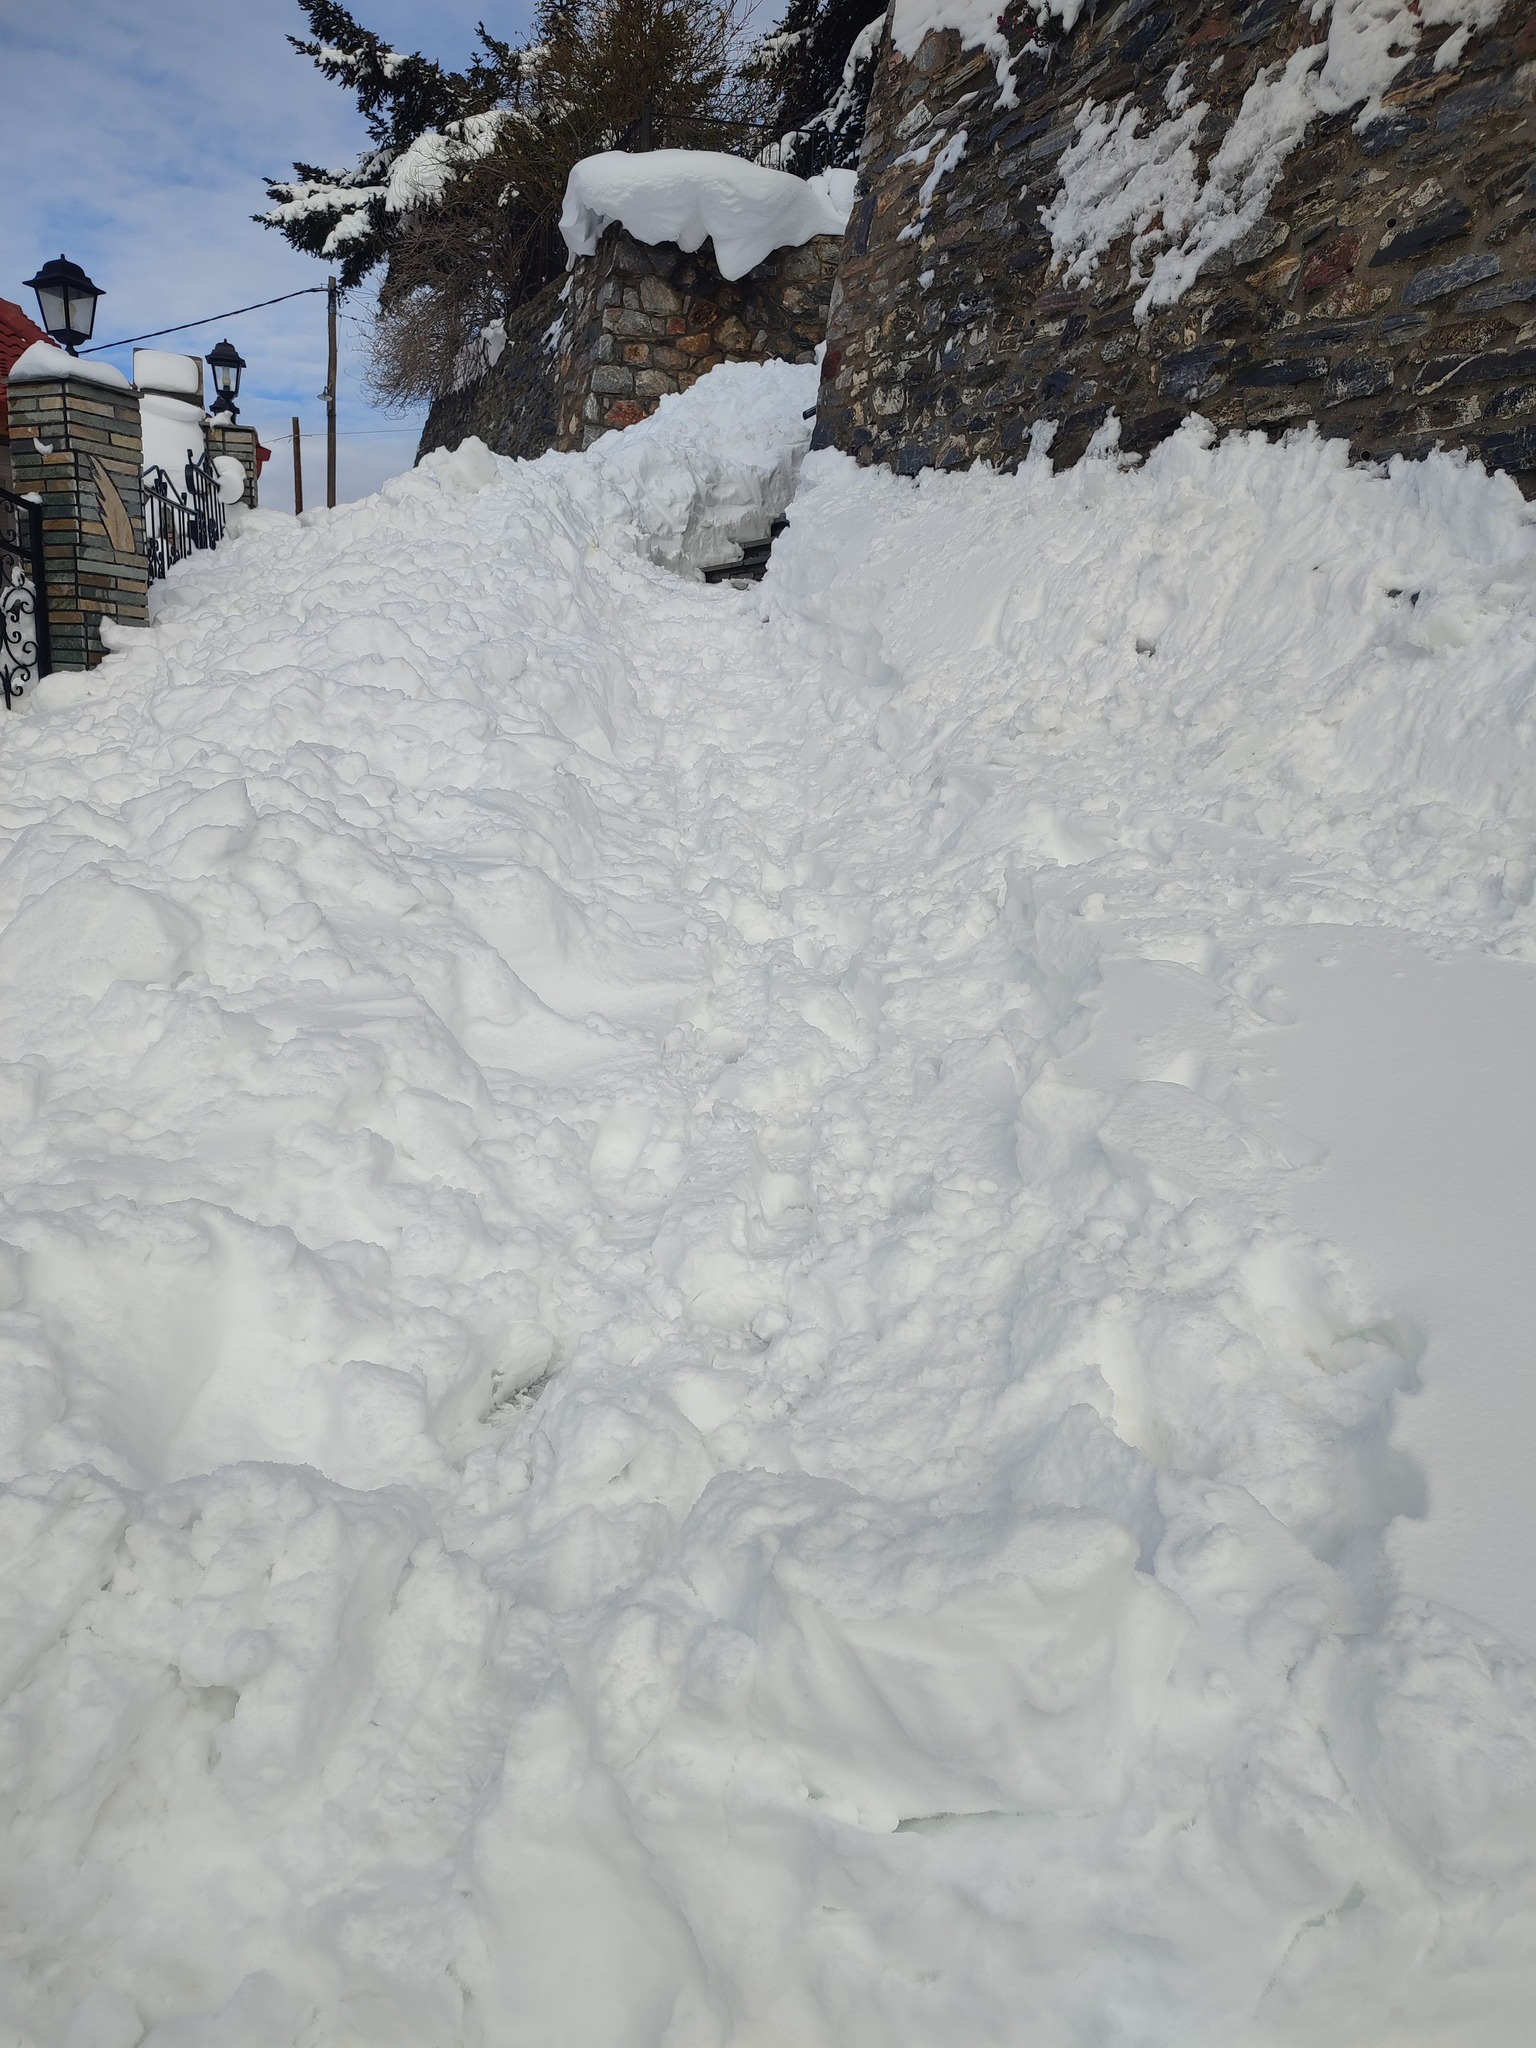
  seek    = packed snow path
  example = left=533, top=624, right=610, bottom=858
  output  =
left=3, top=364, right=1535, bottom=2047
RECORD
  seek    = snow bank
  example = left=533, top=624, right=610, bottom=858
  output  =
left=561, top=149, right=853, bottom=280
left=8, top=340, right=130, bottom=389
left=3, top=368, right=1536, bottom=2047
left=587, top=354, right=820, bottom=570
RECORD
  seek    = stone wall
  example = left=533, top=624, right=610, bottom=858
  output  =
left=815, top=2, right=1536, bottom=486
left=554, top=226, right=842, bottom=450
left=416, top=279, right=565, bottom=466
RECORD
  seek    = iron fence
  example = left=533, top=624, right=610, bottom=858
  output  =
left=0, top=485, right=50, bottom=710
left=143, top=449, right=227, bottom=583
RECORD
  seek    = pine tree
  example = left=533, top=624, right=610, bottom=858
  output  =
left=753, top=0, right=887, bottom=177
left=258, top=1, right=492, bottom=288
left=261, top=0, right=771, bottom=405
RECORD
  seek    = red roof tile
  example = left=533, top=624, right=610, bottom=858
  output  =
left=0, top=297, right=48, bottom=377
left=1, top=298, right=51, bottom=456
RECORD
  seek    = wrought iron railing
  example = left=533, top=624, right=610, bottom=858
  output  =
left=142, top=449, right=227, bottom=583
left=0, top=485, right=50, bottom=710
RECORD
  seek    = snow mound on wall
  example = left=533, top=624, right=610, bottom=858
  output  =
left=560, top=149, right=853, bottom=279
left=132, top=350, right=203, bottom=400
left=2, top=365, right=1536, bottom=2046
left=8, top=340, right=130, bottom=389
left=138, top=394, right=206, bottom=485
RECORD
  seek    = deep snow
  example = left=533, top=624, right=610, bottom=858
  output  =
left=2, top=362, right=1535, bottom=2047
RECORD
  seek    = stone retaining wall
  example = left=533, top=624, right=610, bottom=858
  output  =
left=554, top=226, right=842, bottom=450
left=815, top=2, right=1536, bottom=486
left=416, top=279, right=565, bottom=466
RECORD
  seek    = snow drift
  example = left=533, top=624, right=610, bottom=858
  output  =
left=2, top=363, right=1535, bottom=2048
left=560, top=151, right=855, bottom=279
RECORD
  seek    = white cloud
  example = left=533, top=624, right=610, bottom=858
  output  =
left=1, top=0, right=534, bottom=505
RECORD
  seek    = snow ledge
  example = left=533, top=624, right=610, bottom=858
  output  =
left=560, top=151, right=855, bottom=282
left=8, top=341, right=131, bottom=390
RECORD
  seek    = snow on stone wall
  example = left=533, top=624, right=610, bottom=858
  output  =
left=553, top=223, right=842, bottom=452
left=138, top=395, right=205, bottom=486
left=561, top=151, right=855, bottom=280
left=421, top=155, right=852, bottom=461
left=817, top=0, right=1536, bottom=485
left=416, top=278, right=567, bottom=467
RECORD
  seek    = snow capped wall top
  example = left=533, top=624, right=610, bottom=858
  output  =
left=889, top=0, right=1509, bottom=120
left=560, top=151, right=855, bottom=281
left=133, top=348, right=204, bottom=400
left=889, top=0, right=1030, bottom=88
left=7, top=341, right=131, bottom=390
left=139, top=392, right=205, bottom=425
left=888, top=0, right=1026, bottom=48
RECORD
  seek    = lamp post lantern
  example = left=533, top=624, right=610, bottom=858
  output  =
left=24, top=255, right=104, bottom=355
left=207, top=337, right=246, bottom=420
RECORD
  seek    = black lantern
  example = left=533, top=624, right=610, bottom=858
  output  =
left=24, top=254, right=104, bottom=355
left=206, top=337, right=246, bottom=420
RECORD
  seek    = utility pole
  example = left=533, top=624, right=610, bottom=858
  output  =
left=291, top=416, right=304, bottom=516
left=325, top=276, right=338, bottom=509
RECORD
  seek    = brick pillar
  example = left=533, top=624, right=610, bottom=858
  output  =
left=207, top=421, right=261, bottom=507
left=7, top=365, right=148, bottom=670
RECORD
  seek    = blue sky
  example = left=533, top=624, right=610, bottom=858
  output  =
left=0, top=0, right=538, bottom=508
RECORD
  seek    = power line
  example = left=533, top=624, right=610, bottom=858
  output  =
left=81, top=285, right=329, bottom=354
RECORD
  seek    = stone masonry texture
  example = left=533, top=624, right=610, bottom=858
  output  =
left=815, top=2, right=1536, bottom=488
left=554, top=226, right=843, bottom=451
left=7, top=375, right=148, bottom=670
left=417, top=280, right=565, bottom=466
